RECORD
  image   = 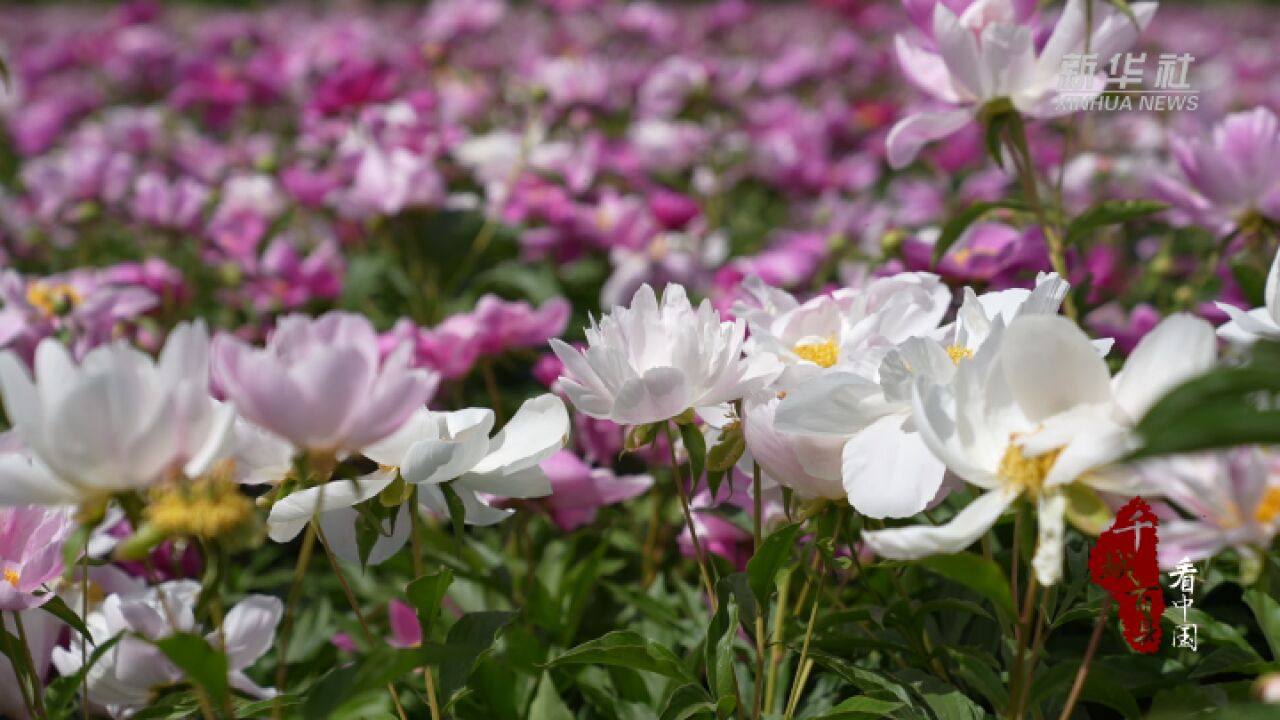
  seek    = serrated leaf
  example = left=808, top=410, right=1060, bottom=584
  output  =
left=549, top=630, right=698, bottom=684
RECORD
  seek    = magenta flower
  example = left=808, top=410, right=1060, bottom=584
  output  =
left=536, top=450, right=653, bottom=531
left=887, top=0, right=1156, bottom=168
left=0, top=269, right=157, bottom=366
left=1085, top=302, right=1161, bottom=355
left=1154, top=107, right=1280, bottom=234
left=213, top=312, right=439, bottom=454
left=680, top=479, right=785, bottom=571
left=0, top=506, right=74, bottom=611
left=901, top=222, right=1049, bottom=287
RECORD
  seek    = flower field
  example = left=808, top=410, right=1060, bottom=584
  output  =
left=1, top=0, right=1280, bottom=717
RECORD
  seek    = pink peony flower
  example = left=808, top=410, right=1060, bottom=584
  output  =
left=213, top=312, right=439, bottom=454
left=0, top=506, right=74, bottom=611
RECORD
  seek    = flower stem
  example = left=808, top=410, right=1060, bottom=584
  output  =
left=314, top=522, right=410, bottom=720
left=273, top=519, right=318, bottom=720
left=410, top=491, right=443, bottom=720
left=1058, top=595, right=1111, bottom=720
left=1, top=612, right=37, bottom=719
left=1005, top=113, right=1076, bottom=320
left=662, top=421, right=719, bottom=612
left=1007, top=571, right=1040, bottom=719
left=783, top=510, right=845, bottom=719
left=763, top=571, right=791, bottom=714
left=751, top=461, right=766, bottom=720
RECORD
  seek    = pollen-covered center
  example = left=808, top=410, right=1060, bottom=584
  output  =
left=26, top=282, right=82, bottom=317
left=946, top=345, right=974, bottom=364
left=3, top=568, right=19, bottom=587
left=147, top=460, right=254, bottom=539
left=793, top=337, right=838, bottom=368
left=1255, top=487, right=1280, bottom=524
left=998, top=442, right=1062, bottom=496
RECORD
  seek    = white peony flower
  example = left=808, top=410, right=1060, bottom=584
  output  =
left=267, top=394, right=570, bottom=564
left=736, top=272, right=951, bottom=504
left=0, top=322, right=235, bottom=506
left=1217, top=247, right=1280, bottom=344
left=864, top=312, right=1216, bottom=585
left=52, top=581, right=282, bottom=717
left=551, top=283, right=779, bottom=426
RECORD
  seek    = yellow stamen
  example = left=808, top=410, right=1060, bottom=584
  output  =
left=1255, top=487, right=1280, bottom=525
left=999, top=442, right=1063, bottom=497
left=25, top=282, right=83, bottom=317
left=793, top=337, right=839, bottom=369
left=3, top=568, right=19, bottom=587
left=146, top=460, right=254, bottom=540
left=946, top=345, right=974, bottom=364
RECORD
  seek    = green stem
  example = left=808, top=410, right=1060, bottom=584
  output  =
left=273, top=519, right=318, bottom=720
left=751, top=461, right=766, bottom=720
left=783, top=511, right=845, bottom=719
left=314, top=522, right=410, bottom=720
left=410, top=490, right=443, bottom=720
left=1006, top=114, right=1076, bottom=320
left=1, top=612, right=37, bottom=719
left=1058, top=595, right=1110, bottom=720
left=662, top=421, right=719, bottom=612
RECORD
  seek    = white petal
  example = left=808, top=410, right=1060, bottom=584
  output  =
left=468, top=394, right=569, bottom=477
left=318, top=504, right=410, bottom=567
left=267, top=468, right=397, bottom=542
left=1032, top=492, right=1067, bottom=586
left=774, top=372, right=893, bottom=436
left=0, top=453, right=78, bottom=506
left=862, top=486, right=1020, bottom=559
left=1111, top=314, right=1215, bottom=421
left=842, top=416, right=945, bottom=519
left=216, top=595, right=283, bottom=670
left=1001, top=315, right=1111, bottom=422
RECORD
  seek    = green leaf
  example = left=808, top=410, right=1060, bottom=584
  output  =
left=1063, top=199, right=1168, bottom=247
left=1244, top=586, right=1280, bottom=661
left=932, top=201, right=1025, bottom=265
left=704, top=598, right=741, bottom=711
left=151, top=633, right=230, bottom=706
left=679, top=422, right=707, bottom=488
left=439, top=482, right=468, bottom=545
left=625, top=422, right=661, bottom=453
left=746, top=522, right=802, bottom=605
left=39, top=594, right=91, bottom=639
left=706, top=428, right=745, bottom=473
left=659, top=684, right=716, bottom=720
left=549, top=630, right=698, bottom=684
left=1131, top=362, right=1280, bottom=459
left=529, top=673, right=574, bottom=720
left=918, top=553, right=1015, bottom=618
left=439, top=611, right=519, bottom=706
left=811, top=696, right=905, bottom=719
left=407, top=567, right=455, bottom=639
